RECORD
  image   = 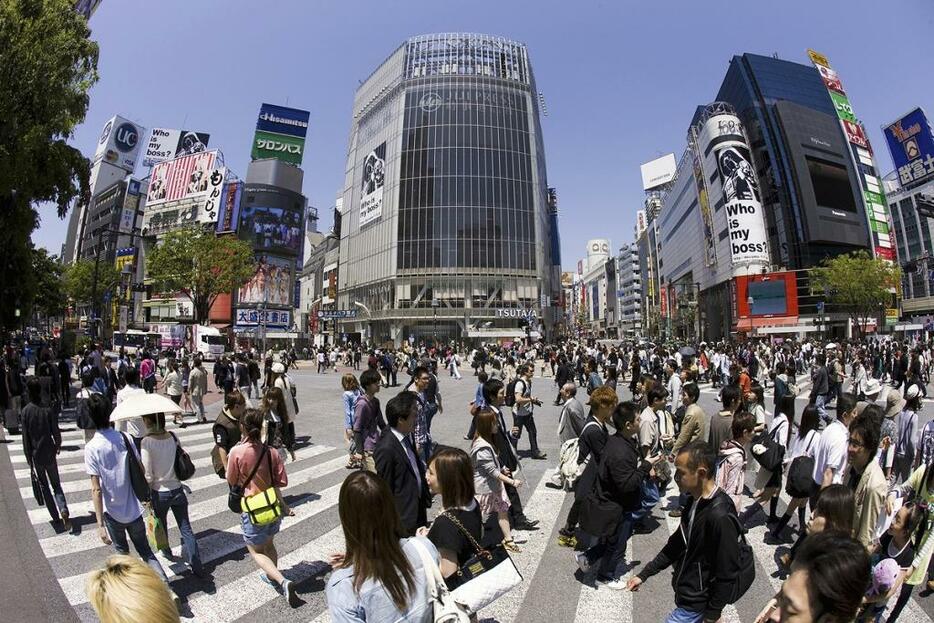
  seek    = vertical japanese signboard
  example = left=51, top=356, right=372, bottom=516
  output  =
left=807, top=49, right=894, bottom=261
left=688, top=130, right=717, bottom=267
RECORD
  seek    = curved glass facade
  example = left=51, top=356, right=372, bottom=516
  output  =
left=398, top=81, right=536, bottom=271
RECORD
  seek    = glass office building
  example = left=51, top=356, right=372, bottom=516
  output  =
left=713, top=53, right=872, bottom=270
left=338, top=33, right=559, bottom=345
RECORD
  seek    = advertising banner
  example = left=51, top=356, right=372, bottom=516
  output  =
left=808, top=48, right=893, bottom=260
left=251, top=130, right=305, bottom=165
left=94, top=115, right=145, bottom=172
left=216, top=181, right=243, bottom=234
left=238, top=255, right=293, bottom=307
left=143, top=128, right=210, bottom=168
left=688, top=129, right=717, bottom=267
left=884, top=108, right=934, bottom=188
left=146, top=151, right=218, bottom=207
left=256, top=103, right=310, bottom=138
left=640, top=153, right=677, bottom=191
left=238, top=203, right=303, bottom=255
left=359, top=142, right=386, bottom=227
left=700, top=112, right=770, bottom=271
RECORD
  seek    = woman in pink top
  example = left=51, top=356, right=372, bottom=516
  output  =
left=226, top=409, right=297, bottom=606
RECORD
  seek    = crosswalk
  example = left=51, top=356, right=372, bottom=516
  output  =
left=6, top=406, right=934, bottom=622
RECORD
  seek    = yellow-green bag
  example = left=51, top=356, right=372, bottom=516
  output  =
left=241, top=450, right=282, bottom=525
left=242, top=486, right=282, bottom=525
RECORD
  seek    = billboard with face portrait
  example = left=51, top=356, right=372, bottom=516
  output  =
left=237, top=254, right=293, bottom=307
left=359, top=142, right=386, bottom=227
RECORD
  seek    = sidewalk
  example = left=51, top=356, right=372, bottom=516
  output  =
left=0, top=440, right=79, bottom=623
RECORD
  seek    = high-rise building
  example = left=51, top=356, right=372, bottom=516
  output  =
left=714, top=53, right=876, bottom=269
left=336, top=33, right=560, bottom=345
left=616, top=243, right=642, bottom=337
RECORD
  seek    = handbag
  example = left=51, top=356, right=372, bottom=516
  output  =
left=440, top=511, right=523, bottom=613
left=120, top=433, right=151, bottom=503
left=145, top=512, right=169, bottom=551
left=785, top=432, right=817, bottom=499
left=30, top=465, right=45, bottom=506
left=410, top=538, right=471, bottom=623
left=751, top=423, right=785, bottom=472
left=170, top=432, right=196, bottom=481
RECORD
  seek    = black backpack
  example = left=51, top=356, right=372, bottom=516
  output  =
left=504, top=378, right=518, bottom=407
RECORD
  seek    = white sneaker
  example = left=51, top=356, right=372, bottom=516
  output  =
left=511, top=534, right=528, bottom=545
left=596, top=577, right=628, bottom=590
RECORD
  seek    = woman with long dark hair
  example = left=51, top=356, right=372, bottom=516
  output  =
left=885, top=462, right=934, bottom=617
left=326, top=471, right=438, bottom=622
left=771, top=403, right=821, bottom=539
left=779, top=484, right=855, bottom=570
left=743, top=393, right=792, bottom=526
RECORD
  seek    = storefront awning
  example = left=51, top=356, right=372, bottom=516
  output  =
left=894, top=324, right=924, bottom=331
left=754, top=325, right=820, bottom=335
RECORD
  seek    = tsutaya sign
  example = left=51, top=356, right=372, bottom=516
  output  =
left=496, top=308, right=537, bottom=321
left=697, top=107, right=770, bottom=275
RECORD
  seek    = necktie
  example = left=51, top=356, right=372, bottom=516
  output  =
left=402, top=437, right=421, bottom=487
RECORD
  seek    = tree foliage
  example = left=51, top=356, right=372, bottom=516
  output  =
left=146, top=228, right=255, bottom=323
left=0, top=0, right=99, bottom=331
left=31, top=247, right=66, bottom=318
left=809, top=251, right=900, bottom=340
left=64, top=258, right=119, bottom=307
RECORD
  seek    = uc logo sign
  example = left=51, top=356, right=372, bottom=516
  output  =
left=114, top=123, right=139, bottom=152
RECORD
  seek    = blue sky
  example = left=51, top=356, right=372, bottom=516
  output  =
left=32, top=0, right=934, bottom=270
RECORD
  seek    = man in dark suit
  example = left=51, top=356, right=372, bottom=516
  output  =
left=374, top=391, right=430, bottom=535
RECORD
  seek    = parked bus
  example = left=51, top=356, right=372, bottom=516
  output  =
left=112, top=329, right=161, bottom=355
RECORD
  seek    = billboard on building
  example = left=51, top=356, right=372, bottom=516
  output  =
left=734, top=272, right=799, bottom=318
left=238, top=203, right=303, bottom=255
left=699, top=111, right=770, bottom=271
left=117, top=179, right=141, bottom=233
left=640, top=154, right=677, bottom=191
left=359, top=142, right=386, bottom=227
left=251, top=103, right=309, bottom=166
left=143, top=128, right=210, bottom=168
left=94, top=115, right=145, bottom=172
left=238, top=254, right=293, bottom=307
left=688, top=130, right=717, bottom=267
left=146, top=151, right=219, bottom=207
left=216, top=181, right=243, bottom=234
left=884, top=108, right=934, bottom=188
left=234, top=308, right=291, bottom=330
left=807, top=48, right=893, bottom=261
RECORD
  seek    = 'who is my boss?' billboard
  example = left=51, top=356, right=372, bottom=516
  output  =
left=251, top=103, right=310, bottom=166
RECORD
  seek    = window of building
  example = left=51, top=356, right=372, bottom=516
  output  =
left=806, top=156, right=856, bottom=212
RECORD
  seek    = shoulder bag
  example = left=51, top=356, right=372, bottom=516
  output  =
left=409, top=538, right=471, bottom=623
left=751, top=419, right=785, bottom=472
left=170, top=432, right=196, bottom=481
left=239, top=447, right=283, bottom=525
left=785, top=431, right=818, bottom=499
left=121, top=432, right=151, bottom=503
left=440, top=511, right=523, bottom=614
left=30, top=465, right=45, bottom=506
left=227, top=444, right=268, bottom=514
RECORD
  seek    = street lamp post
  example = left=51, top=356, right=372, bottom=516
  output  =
left=747, top=294, right=755, bottom=339
left=431, top=298, right=440, bottom=348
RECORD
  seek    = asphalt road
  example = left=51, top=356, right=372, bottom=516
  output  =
left=2, top=363, right=934, bottom=622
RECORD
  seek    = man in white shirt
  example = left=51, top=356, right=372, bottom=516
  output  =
left=809, top=393, right=857, bottom=511
left=115, top=367, right=146, bottom=439
left=665, top=360, right=682, bottom=414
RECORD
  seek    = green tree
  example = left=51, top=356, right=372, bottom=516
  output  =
left=64, top=258, right=119, bottom=307
left=0, top=0, right=99, bottom=331
left=31, top=247, right=66, bottom=319
left=809, top=251, right=900, bottom=340
left=146, top=228, right=255, bottom=324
